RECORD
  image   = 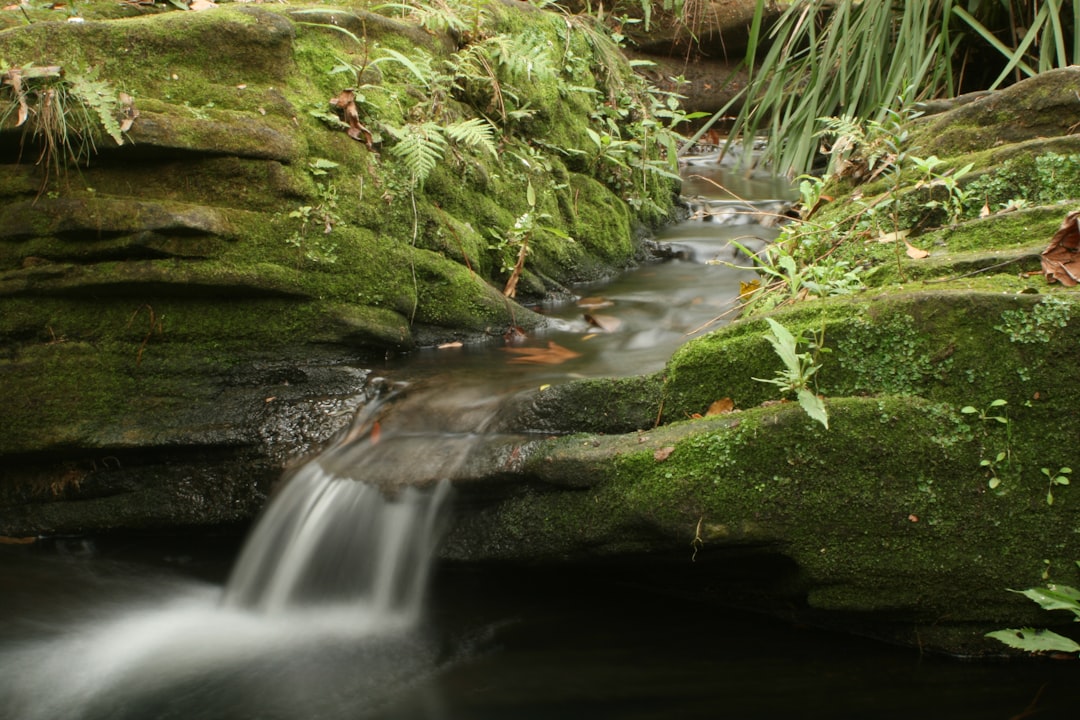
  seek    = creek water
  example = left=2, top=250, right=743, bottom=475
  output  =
left=2, top=158, right=1079, bottom=720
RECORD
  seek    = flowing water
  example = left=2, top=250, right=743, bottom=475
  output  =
left=2, top=158, right=1079, bottom=720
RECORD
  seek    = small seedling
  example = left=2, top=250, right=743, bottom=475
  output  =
left=1041, top=466, right=1071, bottom=506
left=961, top=399, right=1012, bottom=488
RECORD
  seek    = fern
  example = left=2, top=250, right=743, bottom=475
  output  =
left=389, top=122, right=447, bottom=187
left=370, top=47, right=436, bottom=91
left=444, top=117, right=497, bottom=157
left=67, top=69, right=123, bottom=146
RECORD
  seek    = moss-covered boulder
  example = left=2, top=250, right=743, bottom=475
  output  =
left=0, top=1, right=678, bottom=534
left=442, top=70, right=1080, bottom=655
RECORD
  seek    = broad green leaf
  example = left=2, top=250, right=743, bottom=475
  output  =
left=986, top=628, right=1080, bottom=654
left=1013, top=585, right=1080, bottom=615
left=764, top=318, right=801, bottom=375
left=797, top=388, right=829, bottom=430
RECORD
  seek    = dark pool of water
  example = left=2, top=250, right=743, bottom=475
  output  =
left=1, top=538, right=1078, bottom=720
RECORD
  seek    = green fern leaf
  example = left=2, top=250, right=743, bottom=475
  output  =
left=444, top=117, right=497, bottom=157
left=389, top=122, right=446, bottom=187
left=67, top=70, right=123, bottom=146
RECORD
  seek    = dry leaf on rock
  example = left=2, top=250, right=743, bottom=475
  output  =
left=904, top=241, right=930, bottom=259
left=503, top=341, right=581, bottom=365
left=653, top=446, right=675, bottom=462
left=329, top=89, right=374, bottom=150
left=706, top=398, right=735, bottom=415
left=1041, top=209, right=1080, bottom=286
left=189, top=0, right=217, bottom=10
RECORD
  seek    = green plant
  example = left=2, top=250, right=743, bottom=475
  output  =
left=1041, top=466, right=1072, bottom=505
left=753, top=318, right=829, bottom=429
left=961, top=399, right=1012, bottom=489
left=0, top=63, right=129, bottom=184
left=285, top=159, right=342, bottom=265
left=908, top=155, right=975, bottom=225
left=723, top=1, right=1080, bottom=176
left=987, top=579, right=1080, bottom=655
left=996, top=296, right=1072, bottom=344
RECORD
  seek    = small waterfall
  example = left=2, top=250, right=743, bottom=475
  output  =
left=220, top=381, right=499, bottom=623
left=222, top=466, right=451, bottom=622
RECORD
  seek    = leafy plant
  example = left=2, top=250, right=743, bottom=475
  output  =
left=387, top=117, right=497, bottom=189
left=285, top=159, right=342, bottom=265
left=753, top=318, right=829, bottom=429
left=961, top=399, right=1012, bottom=489
left=723, top=1, right=1080, bottom=176
left=0, top=62, right=131, bottom=184
left=987, top=580, right=1080, bottom=655
left=996, top=296, right=1072, bottom=344
left=1041, top=466, right=1072, bottom=505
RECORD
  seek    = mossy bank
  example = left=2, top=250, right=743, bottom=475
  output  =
left=0, top=1, right=679, bottom=533
left=442, top=70, right=1080, bottom=655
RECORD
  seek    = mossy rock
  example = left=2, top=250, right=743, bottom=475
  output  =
left=0, top=1, right=678, bottom=532
left=445, top=288, right=1080, bottom=655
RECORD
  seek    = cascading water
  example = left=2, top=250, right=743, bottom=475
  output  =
left=222, top=466, right=451, bottom=620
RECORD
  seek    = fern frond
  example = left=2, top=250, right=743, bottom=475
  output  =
left=371, top=48, right=435, bottom=90
left=444, top=117, right=497, bottom=157
left=389, top=122, right=446, bottom=187
left=67, top=70, right=123, bottom=146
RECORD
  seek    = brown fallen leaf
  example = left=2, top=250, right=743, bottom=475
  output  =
left=329, top=88, right=374, bottom=150
left=706, top=397, right=735, bottom=415
left=503, top=340, right=581, bottom=365
left=1041, top=209, right=1080, bottom=286
left=980, top=200, right=991, bottom=218
left=118, top=92, right=139, bottom=134
left=189, top=0, right=216, bottom=10
left=653, top=446, right=675, bottom=462
left=905, top=241, right=930, bottom=259
left=584, top=313, right=621, bottom=332
left=577, top=296, right=614, bottom=309
left=437, top=341, right=463, bottom=349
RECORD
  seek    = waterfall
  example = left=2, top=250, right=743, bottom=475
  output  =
left=220, top=381, right=492, bottom=623
left=222, top=466, right=451, bottom=622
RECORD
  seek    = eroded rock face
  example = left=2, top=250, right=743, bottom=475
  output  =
left=0, top=2, right=677, bottom=534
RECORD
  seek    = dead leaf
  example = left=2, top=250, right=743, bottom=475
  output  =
left=369, top=420, right=381, bottom=445
left=503, top=341, right=581, bottom=365
left=904, top=241, right=930, bottom=259
left=876, top=229, right=911, bottom=244
left=584, top=313, right=621, bottom=332
left=437, top=341, right=463, bottom=349
left=706, top=398, right=735, bottom=415
left=118, top=92, right=139, bottom=134
left=653, top=446, right=675, bottom=462
left=577, top=296, right=614, bottom=309
left=739, top=279, right=760, bottom=300
left=980, top=200, right=991, bottom=218
left=502, top=238, right=529, bottom=298
left=329, top=89, right=374, bottom=150
left=189, top=0, right=216, bottom=10
left=908, top=514, right=919, bottom=523
left=1041, top=209, right=1080, bottom=286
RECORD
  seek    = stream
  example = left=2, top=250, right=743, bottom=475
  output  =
left=1, top=157, right=1079, bottom=720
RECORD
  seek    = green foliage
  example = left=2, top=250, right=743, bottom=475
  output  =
left=988, top=581, right=1080, bottom=655
left=753, top=318, right=829, bottom=429
left=996, top=296, right=1072, bottom=344
left=1042, top=466, right=1072, bottom=505
left=0, top=62, right=129, bottom=182
left=961, top=399, right=1012, bottom=489
left=964, top=152, right=1080, bottom=214
left=285, top=159, right=342, bottom=265
left=728, top=1, right=1080, bottom=175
